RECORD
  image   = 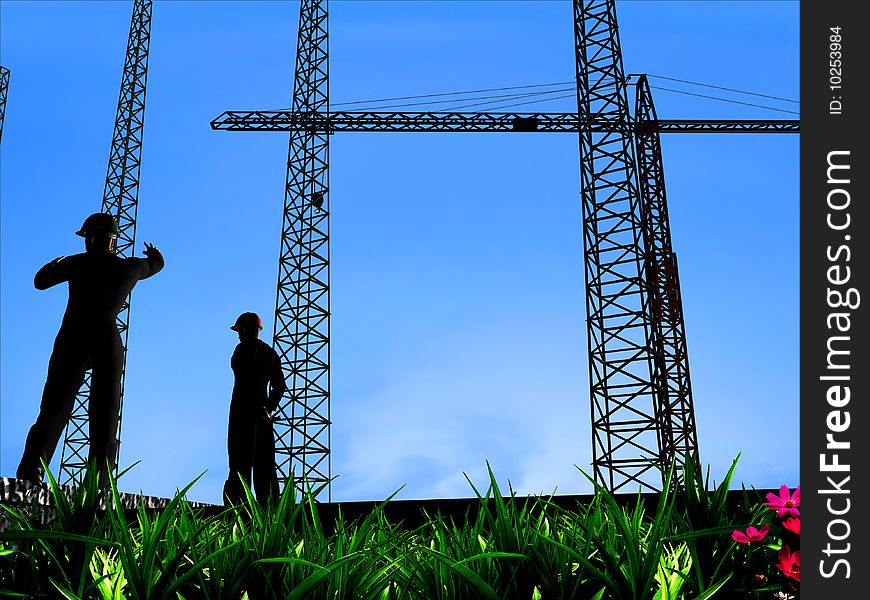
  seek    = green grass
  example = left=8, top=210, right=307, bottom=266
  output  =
left=0, top=458, right=796, bottom=599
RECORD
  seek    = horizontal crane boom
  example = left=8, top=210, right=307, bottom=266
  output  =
left=211, top=111, right=799, bottom=134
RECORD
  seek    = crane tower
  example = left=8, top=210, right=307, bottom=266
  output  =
left=59, top=0, right=153, bottom=485
left=0, top=66, right=9, bottom=143
left=271, top=0, right=332, bottom=499
left=573, top=0, right=664, bottom=491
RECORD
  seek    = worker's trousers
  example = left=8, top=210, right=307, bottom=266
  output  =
left=17, top=329, right=123, bottom=485
left=224, top=405, right=279, bottom=506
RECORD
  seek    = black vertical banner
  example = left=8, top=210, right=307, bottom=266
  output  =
left=801, top=0, right=869, bottom=596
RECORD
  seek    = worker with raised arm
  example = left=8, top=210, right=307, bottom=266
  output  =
left=223, top=312, right=287, bottom=506
left=17, top=212, right=164, bottom=485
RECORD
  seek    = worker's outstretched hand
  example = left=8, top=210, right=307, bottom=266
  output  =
left=143, top=242, right=159, bottom=259
left=262, top=407, right=273, bottom=423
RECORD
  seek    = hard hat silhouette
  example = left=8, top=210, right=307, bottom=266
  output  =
left=231, top=312, right=263, bottom=332
left=76, top=213, right=120, bottom=239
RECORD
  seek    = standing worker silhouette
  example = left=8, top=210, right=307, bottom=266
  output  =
left=223, top=312, right=287, bottom=506
left=17, top=212, right=164, bottom=485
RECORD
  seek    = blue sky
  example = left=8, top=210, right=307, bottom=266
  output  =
left=0, top=0, right=798, bottom=505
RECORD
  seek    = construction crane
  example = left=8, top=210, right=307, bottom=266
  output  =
left=0, top=66, right=9, bottom=143
left=211, top=105, right=798, bottom=495
left=211, top=0, right=798, bottom=495
left=59, top=0, right=153, bottom=486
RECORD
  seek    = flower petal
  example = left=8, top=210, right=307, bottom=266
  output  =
left=731, top=530, right=750, bottom=544
left=782, top=518, right=800, bottom=535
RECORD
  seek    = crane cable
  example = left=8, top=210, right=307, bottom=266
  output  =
left=646, top=85, right=799, bottom=115
left=257, top=74, right=798, bottom=114
left=330, top=80, right=574, bottom=107
left=645, top=73, right=798, bottom=105
left=333, top=85, right=575, bottom=111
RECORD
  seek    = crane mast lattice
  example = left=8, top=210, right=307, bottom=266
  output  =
left=573, top=0, right=667, bottom=491
left=634, top=74, right=700, bottom=479
left=273, top=0, right=333, bottom=499
left=0, top=66, right=9, bottom=143
left=59, top=0, right=152, bottom=486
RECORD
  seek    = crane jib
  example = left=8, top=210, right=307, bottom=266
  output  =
left=210, top=111, right=800, bottom=134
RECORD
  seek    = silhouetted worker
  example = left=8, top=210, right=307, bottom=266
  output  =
left=223, top=312, right=287, bottom=506
left=17, top=212, right=164, bottom=485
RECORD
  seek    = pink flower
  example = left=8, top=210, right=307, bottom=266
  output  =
left=765, top=485, right=800, bottom=518
left=776, top=546, right=800, bottom=582
left=731, top=524, right=770, bottom=544
left=782, top=517, right=800, bottom=535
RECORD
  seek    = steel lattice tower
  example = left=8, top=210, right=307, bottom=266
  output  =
left=634, top=74, right=699, bottom=478
left=273, top=0, right=332, bottom=499
left=574, top=0, right=663, bottom=492
left=59, top=0, right=153, bottom=486
left=0, top=66, right=9, bottom=143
